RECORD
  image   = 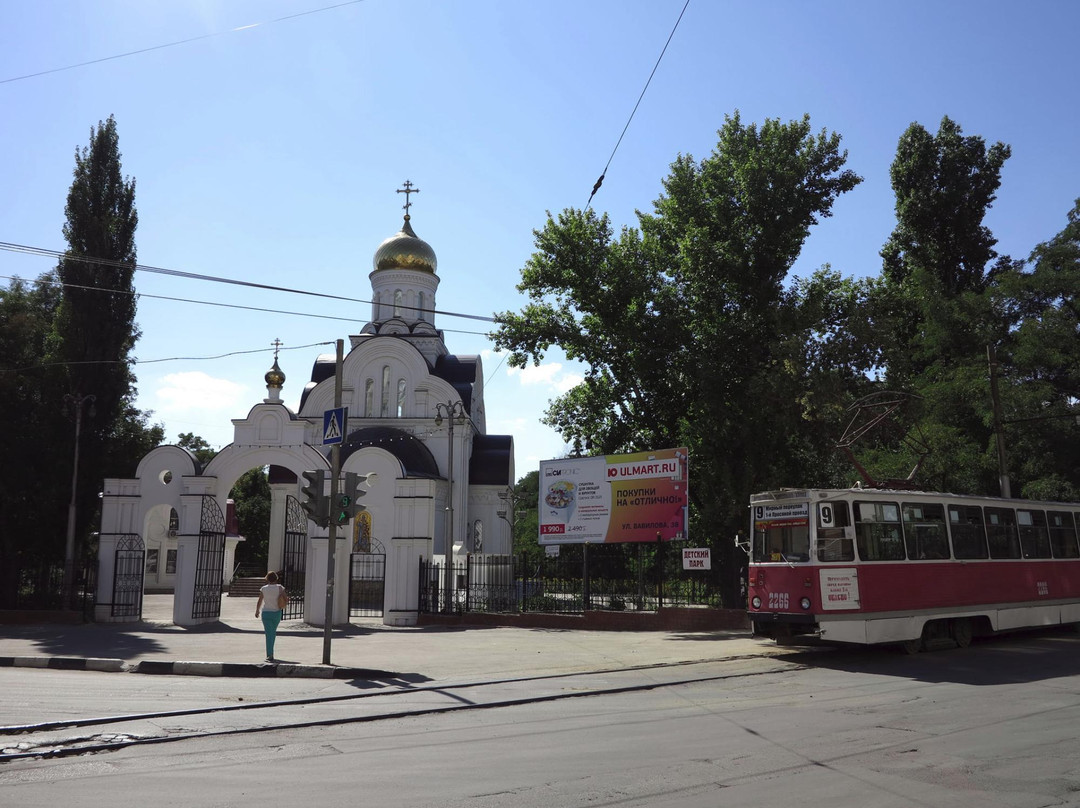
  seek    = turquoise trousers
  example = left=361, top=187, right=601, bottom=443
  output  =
left=261, top=610, right=282, bottom=658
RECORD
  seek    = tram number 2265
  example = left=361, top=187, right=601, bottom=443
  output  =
left=767, top=592, right=789, bottom=610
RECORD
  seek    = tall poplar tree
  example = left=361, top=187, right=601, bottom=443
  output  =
left=868, top=117, right=1012, bottom=493
left=47, top=115, right=142, bottom=564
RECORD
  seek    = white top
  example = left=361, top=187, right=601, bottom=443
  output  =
left=259, top=583, right=285, bottom=611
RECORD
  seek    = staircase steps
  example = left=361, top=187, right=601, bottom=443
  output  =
left=227, top=576, right=266, bottom=597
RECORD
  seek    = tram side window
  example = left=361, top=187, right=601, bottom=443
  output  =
left=1047, top=511, right=1080, bottom=559
left=1016, top=510, right=1052, bottom=559
left=854, top=501, right=905, bottom=561
left=948, top=505, right=989, bottom=559
left=816, top=501, right=854, bottom=562
left=985, top=507, right=1021, bottom=559
left=902, top=502, right=949, bottom=560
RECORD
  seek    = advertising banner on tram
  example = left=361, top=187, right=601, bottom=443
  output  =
left=538, top=448, right=689, bottom=544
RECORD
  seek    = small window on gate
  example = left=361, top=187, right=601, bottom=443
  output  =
left=816, top=501, right=853, bottom=562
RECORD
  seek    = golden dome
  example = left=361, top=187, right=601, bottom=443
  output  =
left=264, top=358, right=285, bottom=389
left=373, top=216, right=437, bottom=274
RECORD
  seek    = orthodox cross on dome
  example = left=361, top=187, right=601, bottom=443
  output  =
left=271, top=337, right=282, bottom=359
left=396, top=180, right=420, bottom=219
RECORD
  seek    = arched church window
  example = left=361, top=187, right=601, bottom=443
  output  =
left=397, top=379, right=406, bottom=417
left=473, top=519, right=483, bottom=553
left=393, top=289, right=403, bottom=318
left=380, top=365, right=391, bottom=417
left=372, top=291, right=380, bottom=321
left=353, top=511, right=373, bottom=553
left=168, top=508, right=179, bottom=536
left=417, top=291, right=426, bottom=322
left=364, top=378, right=374, bottom=417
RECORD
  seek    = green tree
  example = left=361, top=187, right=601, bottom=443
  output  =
left=878, top=116, right=1011, bottom=388
left=494, top=113, right=864, bottom=605
left=231, top=468, right=271, bottom=566
left=0, top=277, right=68, bottom=600
left=45, top=115, right=144, bottom=566
left=177, top=432, right=217, bottom=467
left=508, top=470, right=541, bottom=563
left=861, top=117, right=1014, bottom=493
left=991, top=200, right=1080, bottom=499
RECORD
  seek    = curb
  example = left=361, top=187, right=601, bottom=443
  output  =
left=133, top=660, right=398, bottom=679
left=0, top=656, right=125, bottom=673
left=0, top=656, right=397, bottom=679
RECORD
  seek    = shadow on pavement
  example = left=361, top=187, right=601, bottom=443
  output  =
left=783, top=628, right=1080, bottom=686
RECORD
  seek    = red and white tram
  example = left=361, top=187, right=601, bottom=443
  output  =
left=746, top=487, right=1080, bottom=650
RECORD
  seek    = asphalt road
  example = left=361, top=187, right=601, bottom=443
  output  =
left=3, top=628, right=1080, bottom=807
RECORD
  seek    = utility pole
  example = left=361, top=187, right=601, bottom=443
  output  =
left=323, top=339, right=344, bottom=664
left=987, top=344, right=1011, bottom=499
left=63, top=393, right=95, bottom=607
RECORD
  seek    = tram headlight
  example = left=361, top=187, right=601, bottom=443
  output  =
left=800, top=597, right=811, bottom=610
left=751, top=596, right=762, bottom=610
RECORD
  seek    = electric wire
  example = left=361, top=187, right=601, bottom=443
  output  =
left=0, top=241, right=496, bottom=323
left=0, top=0, right=367, bottom=85
left=585, top=0, right=691, bottom=209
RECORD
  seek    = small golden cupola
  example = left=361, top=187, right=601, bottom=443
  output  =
left=264, top=339, right=286, bottom=402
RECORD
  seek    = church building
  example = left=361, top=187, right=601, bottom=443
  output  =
left=95, top=186, right=515, bottom=626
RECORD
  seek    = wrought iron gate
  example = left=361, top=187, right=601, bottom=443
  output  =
left=281, top=495, right=307, bottom=620
left=192, top=495, right=226, bottom=620
left=111, top=533, right=144, bottom=618
left=349, top=536, right=385, bottom=617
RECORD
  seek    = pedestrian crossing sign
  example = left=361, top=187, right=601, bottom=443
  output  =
left=323, top=407, right=347, bottom=445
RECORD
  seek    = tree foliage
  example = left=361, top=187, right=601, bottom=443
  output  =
left=232, top=468, right=271, bottom=566
left=177, top=432, right=217, bottom=467
left=991, top=200, right=1080, bottom=499
left=494, top=113, right=865, bottom=604
left=861, top=118, right=1079, bottom=497
left=0, top=117, right=160, bottom=587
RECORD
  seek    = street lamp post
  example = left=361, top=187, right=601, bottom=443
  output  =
left=64, top=393, right=95, bottom=606
left=497, top=486, right=526, bottom=552
left=434, top=400, right=466, bottom=614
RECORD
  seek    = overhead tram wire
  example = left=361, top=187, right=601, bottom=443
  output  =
left=0, top=0, right=368, bottom=85
left=585, top=0, right=691, bottom=210
left=0, top=241, right=496, bottom=324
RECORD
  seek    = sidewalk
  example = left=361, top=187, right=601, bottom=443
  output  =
left=0, top=595, right=779, bottom=681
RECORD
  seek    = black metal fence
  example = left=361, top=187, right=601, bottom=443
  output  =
left=8, top=558, right=97, bottom=619
left=419, top=543, right=724, bottom=615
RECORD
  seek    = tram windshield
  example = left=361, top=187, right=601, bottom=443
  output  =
left=753, top=515, right=810, bottom=562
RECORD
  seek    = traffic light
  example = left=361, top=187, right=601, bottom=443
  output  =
left=300, top=469, right=328, bottom=528
left=337, top=471, right=377, bottom=525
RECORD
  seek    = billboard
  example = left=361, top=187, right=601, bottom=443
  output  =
left=538, top=447, right=688, bottom=544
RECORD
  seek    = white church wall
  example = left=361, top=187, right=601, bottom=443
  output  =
left=468, top=484, right=514, bottom=556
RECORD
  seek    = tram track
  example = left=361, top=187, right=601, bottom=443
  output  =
left=0, top=655, right=803, bottom=763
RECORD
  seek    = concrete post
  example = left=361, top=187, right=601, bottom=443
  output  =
left=384, top=537, right=432, bottom=626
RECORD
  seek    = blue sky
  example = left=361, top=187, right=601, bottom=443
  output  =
left=2, top=0, right=1078, bottom=479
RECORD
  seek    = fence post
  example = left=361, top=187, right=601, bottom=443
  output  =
left=582, top=543, right=590, bottom=611
left=656, top=532, right=663, bottom=610
left=465, top=554, right=472, bottom=613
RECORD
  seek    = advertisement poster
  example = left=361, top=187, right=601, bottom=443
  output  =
left=538, top=448, right=689, bottom=544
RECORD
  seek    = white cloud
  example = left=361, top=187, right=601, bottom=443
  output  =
left=507, top=361, right=583, bottom=394
left=150, top=371, right=250, bottom=447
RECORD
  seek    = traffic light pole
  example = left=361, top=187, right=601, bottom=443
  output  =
left=323, top=339, right=344, bottom=665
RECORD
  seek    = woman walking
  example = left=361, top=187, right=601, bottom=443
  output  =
left=255, top=571, right=288, bottom=662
